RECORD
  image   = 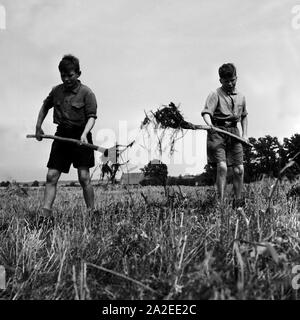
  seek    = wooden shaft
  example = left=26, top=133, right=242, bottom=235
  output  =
left=192, top=124, right=253, bottom=147
left=26, top=134, right=108, bottom=154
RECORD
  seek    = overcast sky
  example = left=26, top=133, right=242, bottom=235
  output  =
left=0, top=0, right=300, bottom=182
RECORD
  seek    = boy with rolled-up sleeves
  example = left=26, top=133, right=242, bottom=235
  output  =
left=201, top=63, right=248, bottom=207
left=35, top=54, right=98, bottom=225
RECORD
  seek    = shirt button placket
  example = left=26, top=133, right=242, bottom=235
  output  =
left=229, top=95, right=235, bottom=115
left=64, top=97, right=69, bottom=111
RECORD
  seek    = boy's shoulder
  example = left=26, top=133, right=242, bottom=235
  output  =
left=79, top=83, right=95, bottom=95
left=206, top=89, right=219, bottom=99
left=50, top=83, right=95, bottom=95
left=49, top=83, right=63, bottom=93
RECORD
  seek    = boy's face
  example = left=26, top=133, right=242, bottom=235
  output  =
left=220, top=75, right=237, bottom=94
left=60, top=69, right=80, bottom=89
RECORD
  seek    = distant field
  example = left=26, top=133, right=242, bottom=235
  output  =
left=0, top=181, right=299, bottom=300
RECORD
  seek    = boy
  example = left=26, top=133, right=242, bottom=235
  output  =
left=201, top=63, right=248, bottom=206
left=35, top=54, right=98, bottom=224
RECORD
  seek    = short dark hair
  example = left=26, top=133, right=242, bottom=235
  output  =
left=218, top=63, right=236, bottom=79
left=58, top=54, right=80, bottom=74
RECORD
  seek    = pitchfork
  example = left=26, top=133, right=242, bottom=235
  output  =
left=26, top=134, right=135, bottom=163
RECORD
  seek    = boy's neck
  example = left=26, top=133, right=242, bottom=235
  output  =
left=220, top=86, right=237, bottom=95
left=63, top=80, right=80, bottom=92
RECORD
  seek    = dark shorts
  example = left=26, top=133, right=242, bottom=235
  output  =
left=207, top=126, right=243, bottom=167
left=47, top=126, right=95, bottom=173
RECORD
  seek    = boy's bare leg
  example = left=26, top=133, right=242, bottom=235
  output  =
left=216, top=161, right=227, bottom=202
left=232, top=165, right=244, bottom=199
left=78, top=167, right=94, bottom=209
left=42, top=168, right=61, bottom=215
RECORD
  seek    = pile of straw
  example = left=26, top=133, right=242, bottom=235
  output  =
left=141, top=102, right=192, bottom=130
left=141, top=102, right=192, bottom=155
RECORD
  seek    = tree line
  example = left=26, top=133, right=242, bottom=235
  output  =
left=0, top=180, right=40, bottom=187
left=243, top=134, right=300, bottom=182
left=141, top=134, right=300, bottom=186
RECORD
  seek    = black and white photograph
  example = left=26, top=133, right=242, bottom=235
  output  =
left=0, top=0, right=299, bottom=309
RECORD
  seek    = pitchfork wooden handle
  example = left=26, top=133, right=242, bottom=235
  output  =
left=192, top=125, right=253, bottom=147
left=26, top=134, right=109, bottom=155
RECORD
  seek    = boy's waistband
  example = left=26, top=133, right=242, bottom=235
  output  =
left=55, top=125, right=91, bottom=138
left=212, top=119, right=238, bottom=128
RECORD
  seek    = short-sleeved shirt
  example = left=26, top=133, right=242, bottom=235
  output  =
left=201, top=87, right=247, bottom=123
left=42, top=80, right=97, bottom=128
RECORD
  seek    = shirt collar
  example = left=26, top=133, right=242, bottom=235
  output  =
left=220, top=86, right=238, bottom=96
left=63, top=80, right=81, bottom=93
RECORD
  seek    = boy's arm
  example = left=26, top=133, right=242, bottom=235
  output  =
left=241, top=95, right=248, bottom=140
left=202, top=113, right=216, bottom=133
left=35, top=104, right=49, bottom=141
left=241, top=115, right=248, bottom=140
left=35, top=89, right=54, bottom=141
left=201, top=91, right=218, bottom=130
left=81, top=89, right=97, bottom=143
left=80, top=117, right=96, bottom=143
left=202, top=113, right=213, bottom=126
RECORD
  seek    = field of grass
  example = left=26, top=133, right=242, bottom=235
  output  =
left=0, top=180, right=299, bottom=300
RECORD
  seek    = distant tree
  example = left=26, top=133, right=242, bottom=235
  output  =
left=195, top=164, right=216, bottom=186
left=282, top=133, right=300, bottom=180
left=243, top=135, right=284, bottom=182
left=167, top=176, right=196, bottom=186
left=255, top=136, right=282, bottom=176
left=31, top=180, right=39, bottom=187
left=243, top=137, right=259, bottom=183
left=167, top=176, right=178, bottom=185
left=0, top=181, right=10, bottom=187
left=141, top=160, right=168, bottom=186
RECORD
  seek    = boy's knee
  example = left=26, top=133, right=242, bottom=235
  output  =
left=78, top=171, right=91, bottom=187
left=217, top=162, right=227, bottom=174
left=46, top=170, right=60, bottom=184
left=233, top=165, right=244, bottom=176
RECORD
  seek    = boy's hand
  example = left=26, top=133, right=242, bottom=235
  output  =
left=80, top=134, right=88, bottom=144
left=242, top=134, right=248, bottom=142
left=35, top=127, right=44, bottom=141
left=208, top=125, right=216, bottom=134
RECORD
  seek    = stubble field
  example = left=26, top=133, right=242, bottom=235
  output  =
left=0, top=180, right=299, bottom=300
